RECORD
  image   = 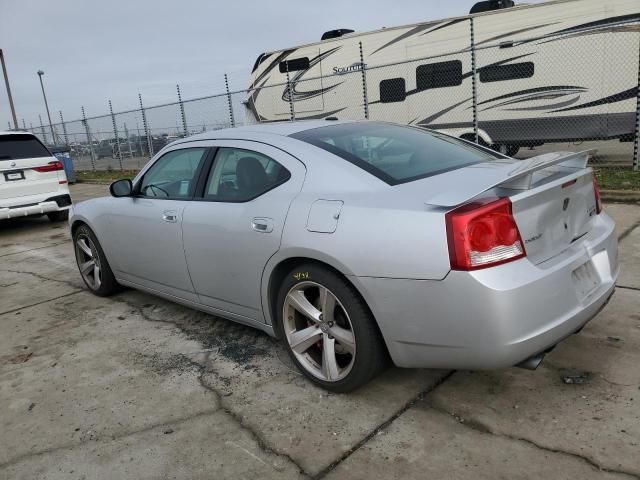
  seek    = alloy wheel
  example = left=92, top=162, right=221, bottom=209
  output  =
left=75, top=234, right=102, bottom=290
left=283, top=281, right=356, bottom=382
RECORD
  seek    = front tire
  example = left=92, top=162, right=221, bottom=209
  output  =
left=73, top=224, right=121, bottom=297
left=276, top=264, right=387, bottom=392
left=47, top=210, right=69, bottom=222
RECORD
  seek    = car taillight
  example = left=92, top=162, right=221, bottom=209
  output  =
left=33, top=161, right=63, bottom=172
left=445, top=197, right=526, bottom=271
left=592, top=175, right=602, bottom=214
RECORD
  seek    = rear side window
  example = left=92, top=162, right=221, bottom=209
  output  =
left=480, top=62, right=534, bottom=82
left=279, top=57, right=310, bottom=73
left=0, top=134, right=51, bottom=160
left=416, top=60, right=463, bottom=90
left=291, top=122, right=499, bottom=185
left=379, top=78, right=406, bottom=103
left=204, top=148, right=290, bottom=202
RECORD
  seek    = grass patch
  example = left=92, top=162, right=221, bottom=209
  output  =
left=594, top=167, right=640, bottom=191
left=75, top=169, right=139, bottom=183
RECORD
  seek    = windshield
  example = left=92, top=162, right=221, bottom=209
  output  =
left=291, top=122, right=500, bottom=185
left=0, top=134, right=51, bottom=161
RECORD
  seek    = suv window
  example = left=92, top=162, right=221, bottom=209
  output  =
left=204, top=148, right=290, bottom=202
left=291, top=122, right=499, bottom=185
left=139, top=147, right=207, bottom=199
left=0, top=134, right=51, bottom=160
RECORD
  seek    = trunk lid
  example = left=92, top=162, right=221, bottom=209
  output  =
left=420, top=150, right=599, bottom=265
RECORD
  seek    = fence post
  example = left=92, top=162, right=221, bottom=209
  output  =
left=109, top=100, right=124, bottom=170
left=81, top=106, right=96, bottom=171
left=123, top=122, right=134, bottom=162
left=39, top=114, right=48, bottom=145
left=139, top=93, right=153, bottom=158
left=286, top=64, right=295, bottom=121
left=359, top=41, right=369, bottom=120
left=633, top=35, right=640, bottom=171
left=59, top=111, right=69, bottom=146
left=224, top=73, right=236, bottom=128
left=469, top=17, right=479, bottom=143
left=176, top=84, right=188, bottom=137
left=22, top=119, right=26, bottom=130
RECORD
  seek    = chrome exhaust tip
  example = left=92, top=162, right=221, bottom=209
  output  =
left=516, top=353, right=545, bottom=370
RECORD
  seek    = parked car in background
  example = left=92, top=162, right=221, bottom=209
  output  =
left=69, top=120, right=617, bottom=392
left=0, top=131, right=71, bottom=222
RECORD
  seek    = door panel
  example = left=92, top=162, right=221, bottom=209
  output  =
left=182, top=141, right=305, bottom=321
left=106, top=146, right=209, bottom=301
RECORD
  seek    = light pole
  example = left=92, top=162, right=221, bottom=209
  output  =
left=0, top=49, right=18, bottom=129
left=37, top=69, right=56, bottom=142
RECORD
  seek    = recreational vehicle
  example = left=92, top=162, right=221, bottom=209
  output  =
left=245, top=0, right=639, bottom=155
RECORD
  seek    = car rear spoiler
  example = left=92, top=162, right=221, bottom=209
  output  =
left=424, top=150, right=594, bottom=208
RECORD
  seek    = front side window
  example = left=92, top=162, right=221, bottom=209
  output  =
left=139, top=147, right=207, bottom=199
left=204, top=148, right=290, bottom=202
left=279, top=57, right=310, bottom=73
left=0, top=134, right=51, bottom=161
left=291, top=122, right=499, bottom=185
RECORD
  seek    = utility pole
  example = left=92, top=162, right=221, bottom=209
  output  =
left=37, top=70, right=56, bottom=142
left=0, top=49, right=18, bottom=129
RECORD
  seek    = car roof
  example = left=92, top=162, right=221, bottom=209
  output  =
left=173, top=119, right=357, bottom=145
left=0, top=130, right=34, bottom=137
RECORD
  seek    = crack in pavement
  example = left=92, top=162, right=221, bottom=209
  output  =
left=0, top=241, right=69, bottom=258
left=312, top=371, right=455, bottom=480
left=618, top=220, right=640, bottom=242
left=617, top=285, right=640, bottom=292
left=427, top=401, right=640, bottom=480
left=0, top=269, right=82, bottom=290
left=0, top=290, right=84, bottom=316
left=0, top=408, right=221, bottom=472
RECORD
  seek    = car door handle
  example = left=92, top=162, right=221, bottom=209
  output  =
left=251, top=217, right=273, bottom=233
left=163, top=210, right=178, bottom=223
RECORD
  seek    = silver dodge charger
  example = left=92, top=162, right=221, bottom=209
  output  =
left=70, top=120, right=618, bottom=392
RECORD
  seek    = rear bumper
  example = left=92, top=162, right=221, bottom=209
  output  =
left=0, top=194, right=71, bottom=220
left=354, top=212, right=619, bottom=369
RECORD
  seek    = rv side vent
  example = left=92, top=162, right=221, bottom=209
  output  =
left=470, top=0, right=515, bottom=14
left=321, top=29, right=355, bottom=40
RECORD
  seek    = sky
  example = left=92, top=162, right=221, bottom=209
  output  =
left=0, top=0, right=544, bottom=130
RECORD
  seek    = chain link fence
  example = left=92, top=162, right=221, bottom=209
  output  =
left=23, top=19, right=640, bottom=183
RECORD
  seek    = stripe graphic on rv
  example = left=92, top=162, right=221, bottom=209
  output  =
left=281, top=47, right=343, bottom=102
left=250, top=49, right=296, bottom=89
left=517, top=12, right=640, bottom=46
left=552, top=87, right=639, bottom=112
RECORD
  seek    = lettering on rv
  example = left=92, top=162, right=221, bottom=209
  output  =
left=332, top=63, right=367, bottom=75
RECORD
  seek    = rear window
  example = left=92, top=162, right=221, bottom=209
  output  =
left=0, top=134, right=51, bottom=161
left=290, top=122, right=500, bottom=185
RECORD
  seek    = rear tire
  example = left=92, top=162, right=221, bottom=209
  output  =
left=47, top=210, right=69, bottom=222
left=73, top=224, right=121, bottom=297
left=276, top=264, right=387, bottom=392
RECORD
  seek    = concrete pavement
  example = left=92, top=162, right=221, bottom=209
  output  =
left=0, top=183, right=638, bottom=479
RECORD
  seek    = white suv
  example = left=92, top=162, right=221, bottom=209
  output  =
left=0, top=131, right=71, bottom=222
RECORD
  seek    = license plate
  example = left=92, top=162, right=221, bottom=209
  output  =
left=4, top=170, right=25, bottom=181
left=572, top=261, right=600, bottom=299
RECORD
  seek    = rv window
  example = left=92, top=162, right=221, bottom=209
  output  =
left=379, top=78, right=406, bottom=103
left=279, top=57, right=310, bottom=73
left=416, top=60, right=463, bottom=90
left=480, top=62, right=534, bottom=83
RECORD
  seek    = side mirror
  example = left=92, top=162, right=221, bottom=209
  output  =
left=110, top=179, right=133, bottom=197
